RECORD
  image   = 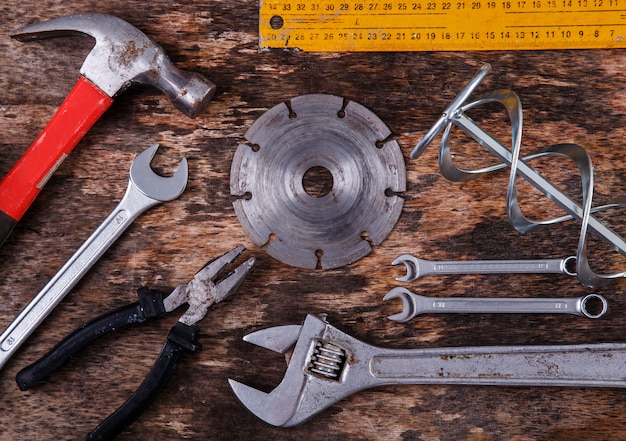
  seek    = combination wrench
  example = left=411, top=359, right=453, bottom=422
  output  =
left=383, top=287, right=608, bottom=322
left=0, top=144, right=187, bottom=371
left=229, top=314, right=626, bottom=427
left=392, top=254, right=577, bottom=282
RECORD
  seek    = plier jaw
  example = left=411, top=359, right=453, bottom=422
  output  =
left=163, top=245, right=256, bottom=326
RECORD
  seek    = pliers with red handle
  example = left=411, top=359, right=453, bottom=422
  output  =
left=16, top=245, right=255, bottom=441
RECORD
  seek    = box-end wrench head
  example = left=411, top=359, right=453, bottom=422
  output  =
left=383, top=287, right=609, bottom=322
left=0, top=144, right=187, bottom=371
left=392, top=254, right=578, bottom=282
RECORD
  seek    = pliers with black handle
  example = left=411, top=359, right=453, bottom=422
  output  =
left=16, top=245, right=255, bottom=441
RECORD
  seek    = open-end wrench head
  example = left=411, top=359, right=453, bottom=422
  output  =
left=392, top=254, right=420, bottom=282
left=130, top=144, right=188, bottom=202
left=383, top=287, right=416, bottom=323
left=12, top=13, right=216, bottom=117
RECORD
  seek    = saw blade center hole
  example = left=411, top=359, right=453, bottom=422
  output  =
left=302, top=166, right=334, bottom=198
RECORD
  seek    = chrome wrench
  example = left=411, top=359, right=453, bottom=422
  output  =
left=0, top=144, right=187, bottom=371
left=229, top=314, right=626, bottom=427
left=383, top=287, right=608, bottom=322
left=392, top=254, right=577, bottom=282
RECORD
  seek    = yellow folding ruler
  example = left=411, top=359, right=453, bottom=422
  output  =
left=259, top=0, right=626, bottom=51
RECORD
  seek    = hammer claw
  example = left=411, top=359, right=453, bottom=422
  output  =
left=11, top=14, right=111, bottom=41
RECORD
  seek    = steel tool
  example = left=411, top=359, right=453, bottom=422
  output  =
left=392, top=254, right=578, bottom=282
left=410, top=64, right=626, bottom=288
left=230, top=94, right=405, bottom=270
left=0, top=144, right=187, bottom=371
left=229, top=314, right=626, bottom=427
left=17, top=246, right=255, bottom=441
left=383, top=287, right=608, bottom=322
left=0, top=13, right=215, bottom=246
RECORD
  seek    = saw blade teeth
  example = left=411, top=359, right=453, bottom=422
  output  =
left=290, top=94, right=344, bottom=117
left=319, top=239, right=372, bottom=270
left=230, top=143, right=260, bottom=196
left=246, top=101, right=292, bottom=148
left=229, top=94, right=406, bottom=270
left=232, top=198, right=272, bottom=246
left=343, top=100, right=392, bottom=142
left=267, top=240, right=319, bottom=270
left=365, top=196, right=405, bottom=245
left=380, top=140, right=408, bottom=193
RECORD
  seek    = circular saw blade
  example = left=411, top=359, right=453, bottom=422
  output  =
left=230, top=94, right=406, bottom=270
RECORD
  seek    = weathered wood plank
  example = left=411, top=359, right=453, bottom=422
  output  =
left=1, top=2, right=626, bottom=440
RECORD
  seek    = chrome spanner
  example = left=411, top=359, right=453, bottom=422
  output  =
left=392, top=254, right=577, bottom=282
left=0, top=144, right=187, bottom=371
left=229, top=314, right=626, bottom=427
left=383, top=287, right=608, bottom=322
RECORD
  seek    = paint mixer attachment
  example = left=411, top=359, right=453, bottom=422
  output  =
left=411, top=63, right=626, bottom=288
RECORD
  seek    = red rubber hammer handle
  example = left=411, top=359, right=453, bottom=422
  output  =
left=0, top=77, right=113, bottom=246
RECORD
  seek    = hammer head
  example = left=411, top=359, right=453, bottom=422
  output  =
left=12, top=13, right=216, bottom=118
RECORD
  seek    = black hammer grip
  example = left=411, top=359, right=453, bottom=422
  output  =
left=85, top=322, right=201, bottom=441
left=16, top=287, right=166, bottom=391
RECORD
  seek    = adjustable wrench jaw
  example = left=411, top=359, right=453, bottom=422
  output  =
left=228, top=321, right=313, bottom=427
left=229, top=314, right=377, bottom=427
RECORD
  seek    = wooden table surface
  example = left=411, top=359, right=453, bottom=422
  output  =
left=2, top=1, right=626, bottom=440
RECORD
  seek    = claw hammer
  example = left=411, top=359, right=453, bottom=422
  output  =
left=0, top=13, right=216, bottom=247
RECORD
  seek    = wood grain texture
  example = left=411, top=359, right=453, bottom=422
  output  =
left=1, top=2, right=626, bottom=440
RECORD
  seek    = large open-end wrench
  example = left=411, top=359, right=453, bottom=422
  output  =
left=0, top=144, right=187, bottom=371
left=383, top=287, right=608, bottom=322
left=229, top=314, right=626, bottom=427
left=392, top=254, right=577, bottom=282
left=229, top=315, right=626, bottom=427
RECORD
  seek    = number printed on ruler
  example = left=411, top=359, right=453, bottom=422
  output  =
left=259, top=0, right=626, bottom=51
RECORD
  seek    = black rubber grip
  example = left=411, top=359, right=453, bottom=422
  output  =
left=0, top=209, right=17, bottom=248
left=16, top=287, right=166, bottom=391
left=85, top=322, right=201, bottom=441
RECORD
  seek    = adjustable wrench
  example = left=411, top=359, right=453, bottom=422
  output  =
left=229, top=314, right=626, bottom=427
left=392, top=254, right=577, bottom=281
left=383, top=287, right=608, bottom=322
left=0, top=144, right=187, bottom=371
